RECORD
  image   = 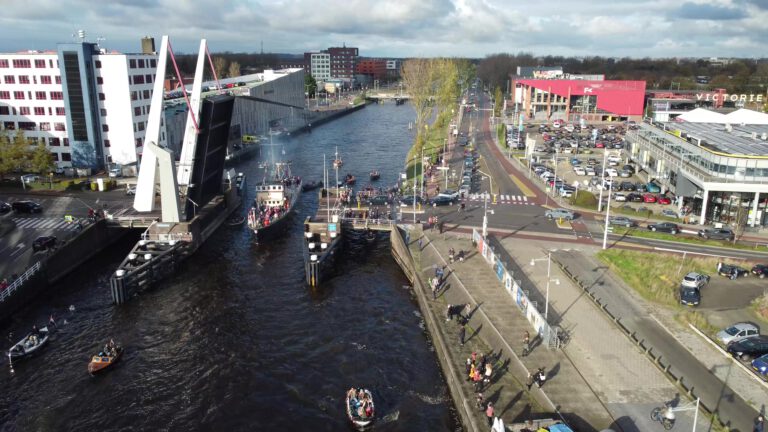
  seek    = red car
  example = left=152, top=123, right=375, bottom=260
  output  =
left=658, top=196, right=672, bottom=205
left=643, top=193, right=657, bottom=203
left=595, top=142, right=605, bottom=148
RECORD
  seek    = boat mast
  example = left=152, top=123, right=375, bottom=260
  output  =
left=334, top=146, right=339, bottom=201
left=324, top=154, right=330, bottom=222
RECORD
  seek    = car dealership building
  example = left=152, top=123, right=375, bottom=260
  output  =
left=626, top=108, right=768, bottom=227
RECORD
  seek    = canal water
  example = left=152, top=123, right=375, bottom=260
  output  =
left=1, top=103, right=460, bottom=431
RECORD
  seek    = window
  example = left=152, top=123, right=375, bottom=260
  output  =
left=150, top=59, right=156, bottom=68
left=3, top=121, right=15, bottom=130
left=104, top=139, right=110, bottom=147
left=0, top=106, right=8, bottom=115
left=145, top=74, right=152, bottom=83
left=55, top=76, right=61, bottom=84
left=12, top=59, right=31, bottom=68
left=63, top=138, right=69, bottom=146
left=13, top=91, right=25, bottom=100
left=18, top=121, right=36, bottom=130
left=50, top=91, right=63, bottom=100
left=54, top=122, right=65, bottom=131
left=0, top=91, right=9, bottom=99
left=18, top=107, right=30, bottom=115
left=48, top=59, right=54, bottom=68
left=35, top=91, right=46, bottom=100
left=34, top=59, right=45, bottom=68
left=40, top=75, right=51, bottom=84
left=138, top=59, right=145, bottom=68
left=142, top=90, right=150, bottom=99
left=40, top=122, right=51, bottom=131
left=137, top=121, right=145, bottom=131
left=133, top=75, right=145, bottom=84
left=4, top=75, right=14, bottom=84
left=34, top=107, right=45, bottom=115
left=131, top=91, right=137, bottom=101
left=99, top=108, right=106, bottom=116
left=56, top=107, right=66, bottom=116
left=129, top=59, right=136, bottom=68
left=96, top=76, right=103, bottom=84
left=0, top=60, right=8, bottom=68
left=98, top=93, right=105, bottom=101
left=47, top=107, right=51, bottom=115
left=51, top=153, right=59, bottom=161
left=135, top=137, right=143, bottom=147
left=61, top=152, right=71, bottom=161
left=18, top=75, right=29, bottom=84
left=94, top=60, right=101, bottom=69
left=102, top=124, right=109, bottom=132
left=134, top=107, right=141, bottom=116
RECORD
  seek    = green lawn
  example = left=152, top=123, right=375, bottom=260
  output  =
left=609, top=226, right=766, bottom=251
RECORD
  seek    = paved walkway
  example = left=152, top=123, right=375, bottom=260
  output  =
left=411, top=229, right=617, bottom=431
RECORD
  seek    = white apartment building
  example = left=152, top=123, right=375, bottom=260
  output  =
left=0, top=41, right=157, bottom=170
left=310, top=52, right=331, bottom=81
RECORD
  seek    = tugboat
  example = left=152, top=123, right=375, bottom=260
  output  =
left=247, top=161, right=301, bottom=241
left=369, top=170, right=380, bottom=181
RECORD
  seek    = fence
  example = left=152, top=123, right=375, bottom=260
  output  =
left=0, top=261, right=42, bottom=302
left=472, top=229, right=556, bottom=348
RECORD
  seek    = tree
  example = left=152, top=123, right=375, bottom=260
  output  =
left=401, top=58, right=435, bottom=144
left=9, top=129, right=31, bottom=173
left=227, top=61, right=241, bottom=78
left=304, top=73, right=317, bottom=98
left=213, top=57, right=228, bottom=79
left=29, top=142, right=54, bottom=174
left=493, top=86, right=503, bottom=117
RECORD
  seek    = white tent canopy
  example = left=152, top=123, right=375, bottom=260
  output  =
left=676, top=108, right=768, bottom=125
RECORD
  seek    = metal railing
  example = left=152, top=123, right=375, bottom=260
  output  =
left=341, top=217, right=394, bottom=230
left=0, top=261, right=42, bottom=302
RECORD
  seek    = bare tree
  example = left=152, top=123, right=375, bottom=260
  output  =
left=228, top=61, right=241, bottom=78
left=213, top=57, right=228, bottom=79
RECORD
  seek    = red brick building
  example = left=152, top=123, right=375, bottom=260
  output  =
left=356, top=59, right=387, bottom=80
left=327, top=46, right=358, bottom=79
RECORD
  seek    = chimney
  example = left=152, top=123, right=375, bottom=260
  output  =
left=141, top=36, right=155, bottom=54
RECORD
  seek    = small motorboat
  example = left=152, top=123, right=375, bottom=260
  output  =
left=346, top=388, right=375, bottom=429
left=369, top=170, right=380, bottom=181
left=345, top=174, right=356, bottom=186
left=88, top=345, right=124, bottom=375
left=8, top=326, right=49, bottom=363
left=302, top=180, right=323, bottom=192
left=228, top=215, right=245, bottom=226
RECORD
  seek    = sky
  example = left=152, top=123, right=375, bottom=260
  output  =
left=1, top=0, right=766, bottom=59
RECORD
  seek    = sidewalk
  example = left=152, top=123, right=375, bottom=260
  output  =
left=413, top=229, right=617, bottom=431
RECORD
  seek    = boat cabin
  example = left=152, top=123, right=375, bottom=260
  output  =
left=255, top=184, right=286, bottom=208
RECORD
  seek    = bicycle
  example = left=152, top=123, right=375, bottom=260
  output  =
left=650, top=405, right=675, bottom=430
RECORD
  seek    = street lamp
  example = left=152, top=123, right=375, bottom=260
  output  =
left=530, top=252, right=561, bottom=320
left=602, top=178, right=613, bottom=250
left=478, top=169, right=494, bottom=204
left=597, top=146, right=608, bottom=212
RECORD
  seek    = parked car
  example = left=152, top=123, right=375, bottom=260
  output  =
left=609, top=216, right=636, bottom=227
left=679, top=285, right=701, bottom=307
left=643, top=193, right=657, bottom=203
left=399, top=196, right=423, bottom=207
left=11, top=200, right=43, bottom=213
left=32, top=235, right=57, bottom=252
left=657, top=196, right=672, bottom=205
left=647, top=222, right=679, bottom=234
left=0, top=201, right=10, bottom=214
left=437, top=189, right=459, bottom=200
left=751, top=264, right=768, bottom=278
left=681, top=272, right=710, bottom=288
left=636, top=183, right=648, bottom=192
left=619, top=170, right=632, bottom=178
left=698, top=228, right=735, bottom=241
left=574, top=167, right=586, bottom=176
left=613, top=193, right=626, bottom=202
left=125, top=185, right=137, bottom=196
left=429, top=196, right=455, bottom=206
left=751, top=354, right=768, bottom=379
left=646, top=182, right=661, bottom=193
left=622, top=164, right=635, bottom=174
left=544, top=208, right=575, bottom=221
left=727, top=335, right=768, bottom=361
left=717, top=263, right=749, bottom=279
left=367, top=195, right=390, bottom=206
left=620, top=181, right=636, bottom=191
left=605, top=168, right=618, bottom=177
left=626, top=193, right=643, bottom=203
left=717, top=322, right=760, bottom=345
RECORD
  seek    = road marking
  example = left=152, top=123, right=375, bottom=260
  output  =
left=509, top=173, right=536, bottom=198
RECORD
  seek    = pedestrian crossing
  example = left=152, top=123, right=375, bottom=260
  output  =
left=11, top=217, right=82, bottom=231
left=467, top=193, right=534, bottom=205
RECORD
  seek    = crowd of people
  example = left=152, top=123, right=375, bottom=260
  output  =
left=248, top=203, right=288, bottom=229
left=346, top=388, right=374, bottom=420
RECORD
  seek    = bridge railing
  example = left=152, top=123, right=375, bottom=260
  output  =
left=341, top=217, right=394, bottom=231
left=0, top=261, right=42, bottom=303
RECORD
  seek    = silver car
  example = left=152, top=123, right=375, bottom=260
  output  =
left=681, top=272, right=709, bottom=289
left=717, top=322, right=760, bottom=345
left=608, top=216, right=635, bottom=227
left=544, top=208, right=575, bottom=221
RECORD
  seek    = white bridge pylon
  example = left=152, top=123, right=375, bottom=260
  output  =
left=133, top=36, right=210, bottom=223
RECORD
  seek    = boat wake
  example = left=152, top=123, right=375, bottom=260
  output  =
left=406, top=390, right=449, bottom=405
left=379, top=410, right=400, bottom=424
left=350, top=342, right=367, bottom=351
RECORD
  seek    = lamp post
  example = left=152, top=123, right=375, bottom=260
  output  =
left=602, top=178, right=613, bottom=250
left=478, top=169, right=494, bottom=203
left=597, top=146, right=608, bottom=212
left=530, top=252, right=560, bottom=320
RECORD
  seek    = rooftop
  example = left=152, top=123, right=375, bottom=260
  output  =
left=666, top=121, right=768, bottom=156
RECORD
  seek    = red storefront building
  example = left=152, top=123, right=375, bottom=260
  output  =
left=356, top=59, right=387, bottom=80
left=512, top=79, right=646, bottom=122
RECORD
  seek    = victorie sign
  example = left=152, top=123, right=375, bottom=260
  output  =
left=697, top=93, right=764, bottom=103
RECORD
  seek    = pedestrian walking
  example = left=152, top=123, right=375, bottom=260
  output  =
left=522, top=330, right=531, bottom=356
left=418, top=237, right=423, bottom=250
left=484, top=362, right=493, bottom=385
left=465, top=358, right=472, bottom=378
left=475, top=393, right=484, bottom=411
left=526, top=372, right=535, bottom=391
left=534, top=367, right=546, bottom=388
left=485, top=402, right=494, bottom=426
left=446, top=304, right=453, bottom=322
left=432, top=278, right=438, bottom=300
left=473, top=369, right=483, bottom=392
left=755, top=415, right=765, bottom=432
left=458, top=324, right=466, bottom=346
left=438, top=221, right=444, bottom=234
